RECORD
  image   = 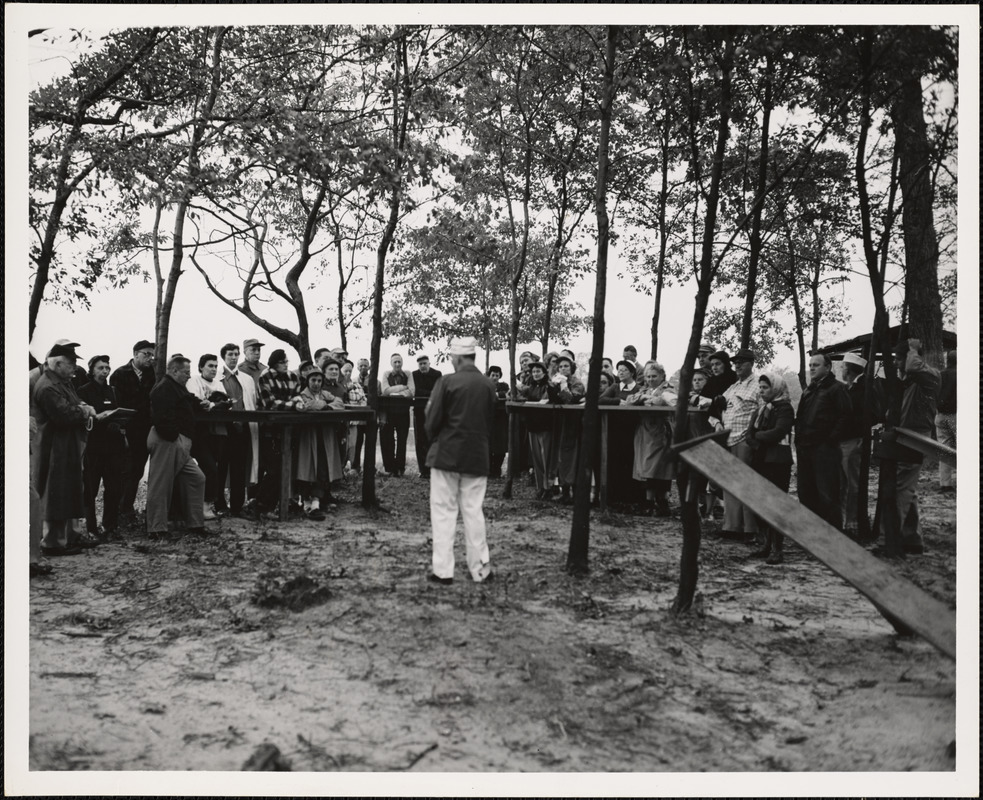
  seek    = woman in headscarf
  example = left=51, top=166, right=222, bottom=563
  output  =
left=745, top=372, right=795, bottom=564
left=625, top=361, right=678, bottom=516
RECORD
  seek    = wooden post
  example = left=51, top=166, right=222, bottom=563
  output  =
left=599, top=411, right=610, bottom=512
left=279, top=425, right=292, bottom=522
left=503, top=404, right=519, bottom=500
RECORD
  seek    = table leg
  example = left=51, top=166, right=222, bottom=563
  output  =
left=279, top=425, right=292, bottom=522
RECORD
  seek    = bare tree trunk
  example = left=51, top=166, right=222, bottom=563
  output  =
left=363, top=31, right=412, bottom=507
left=671, top=34, right=736, bottom=616
left=29, top=30, right=161, bottom=339
left=892, top=71, right=943, bottom=368
left=154, top=27, right=227, bottom=365
left=739, top=54, right=773, bottom=350
left=650, top=118, right=671, bottom=361
left=568, top=26, right=617, bottom=575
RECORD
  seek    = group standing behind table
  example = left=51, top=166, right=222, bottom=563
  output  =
left=28, top=332, right=950, bottom=579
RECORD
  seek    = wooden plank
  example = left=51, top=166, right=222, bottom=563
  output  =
left=895, top=426, right=956, bottom=467
left=679, top=439, right=956, bottom=660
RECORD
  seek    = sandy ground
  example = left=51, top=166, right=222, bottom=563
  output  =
left=27, top=448, right=959, bottom=778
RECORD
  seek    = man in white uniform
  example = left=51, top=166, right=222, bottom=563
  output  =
left=425, top=337, right=496, bottom=585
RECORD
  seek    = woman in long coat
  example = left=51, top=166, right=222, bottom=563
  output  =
left=745, top=372, right=795, bottom=564
left=625, top=361, right=677, bottom=516
left=293, top=369, right=345, bottom=519
left=548, top=355, right=586, bottom=503
left=34, top=355, right=96, bottom=551
left=516, top=361, right=554, bottom=500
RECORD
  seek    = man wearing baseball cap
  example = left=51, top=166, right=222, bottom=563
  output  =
left=110, top=339, right=158, bottom=522
left=146, top=354, right=208, bottom=536
left=238, top=338, right=267, bottom=383
left=34, top=341, right=98, bottom=555
left=424, top=336, right=495, bottom=585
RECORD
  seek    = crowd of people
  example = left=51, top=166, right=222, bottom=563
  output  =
left=28, top=333, right=955, bottom=577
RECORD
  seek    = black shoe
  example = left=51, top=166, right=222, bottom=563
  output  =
left=307, top=508, right=326, bottom=521
left=765, top=550, right=784, bottom=565
left=902, top=539, right=925, bottom=555
left=427, top=573, right=453, bottom=585
left=71, top=535, right=101, bottom=549
left=186, top=527, right=214, bottom=537
left=718, top=530, right=745, bottom=541
left=655, top=499, right=671, bottom=517
left=41, top=544, right=84, bottom=556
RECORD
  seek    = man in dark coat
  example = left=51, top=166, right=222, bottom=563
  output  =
left=412, top=355, right=442, bottom=479
left=110, top=339, right=157, bottom=520
left=425, top=337, right=496, bottom=584
left=795, top=352, right=851, bottom=530
left=146, top=354, right=207, bottom=535
left=33, top=342, right=98, bottom=554
left=78, top=354, right=127, bottom=537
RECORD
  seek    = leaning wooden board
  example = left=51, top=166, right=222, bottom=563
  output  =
left=680, top=439, right=956, bottom=660
left=895, top=426, right=957, bottom=467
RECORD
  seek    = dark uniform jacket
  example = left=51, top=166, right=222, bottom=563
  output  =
left=110, top=360, right=156, bottom=431
left=424, top=363, right=496, bottom=476
left=150, top=376, right=198, bottom=442
left=413, top=368, right=442, bottom=400
left=78, top=380, right=126, bottom=454
left=794, top=373, right=851, bottom=447
left=840, top=377, right=867, bottom=441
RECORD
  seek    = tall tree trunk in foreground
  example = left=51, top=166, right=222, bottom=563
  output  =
left=671, top=34, right=736, bottom=615
left=892, top=71, right=943, bottom=368
left=567, top=26, right=617, bottom=575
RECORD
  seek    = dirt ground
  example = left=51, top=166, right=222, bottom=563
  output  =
left=27, top=448, right=959, bottom=777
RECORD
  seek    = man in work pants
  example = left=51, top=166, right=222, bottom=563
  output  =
left=424, top=336, right=496, bottom=585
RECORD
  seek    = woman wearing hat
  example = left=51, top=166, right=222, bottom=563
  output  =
left=516, top=360, right=554, bottom=499
left=704, top=350, right=737, bottom=400
left=548, top=354, right=586, bottom=503
left=615, top=359, right=639, bottom=400
left=294, top=368, right=345, bottom=519
left=625, top=361, right=677, bottom=516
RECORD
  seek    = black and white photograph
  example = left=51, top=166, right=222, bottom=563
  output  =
left=5, top=3, right=978, bottom=796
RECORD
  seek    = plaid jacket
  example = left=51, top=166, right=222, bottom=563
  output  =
left=257, top=368, right=301, bottom=410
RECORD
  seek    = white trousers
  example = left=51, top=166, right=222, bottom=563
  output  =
left=430, top=468, right=491, bottom=581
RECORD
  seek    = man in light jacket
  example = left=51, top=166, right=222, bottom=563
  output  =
left=424, top=337, right=496, bottom=585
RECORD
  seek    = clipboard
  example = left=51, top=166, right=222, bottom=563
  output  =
left=101, top=407, right=137, bottom=423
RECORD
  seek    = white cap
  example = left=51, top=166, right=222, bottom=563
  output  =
left=448, top=336, right=478, bottom=356
left=842, top=352, right=867, bottom=370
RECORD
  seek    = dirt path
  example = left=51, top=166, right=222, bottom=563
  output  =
left=27, top=463, right=958, bottom=779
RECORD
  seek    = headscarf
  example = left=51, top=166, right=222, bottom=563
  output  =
left=759, top=372, right=790, bottom=403
left=754, top=372, right=790, bottom=428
